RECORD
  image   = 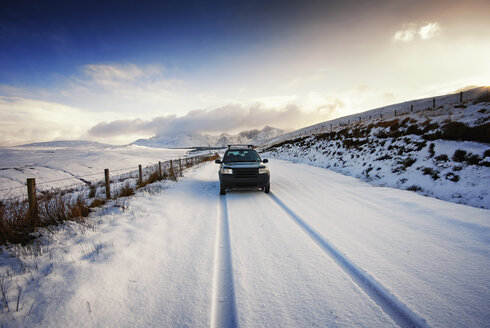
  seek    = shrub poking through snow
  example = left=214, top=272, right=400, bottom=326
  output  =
left=88, top=184, right=96, bottom=198
left=453, top=165, right=463, bottom=171
left=406, top=185, right=422, bottom=192
left=147, top=171, right=162, bottom=184
left=67, top=196, right=91, bottom=220
left=428, top=143, right=435, bottom=157
left=445, top=172, right=460, bottom=182
left=452, top=149, right=467, bottom=162
left=397, top=157, right=416, bottom=170
left=434, top=154, right=449, bottom=162
left=90, top=198, right=106, bottom=208
left=466, top=154, right=481, bottom=165
left=118, top=183, right=135, bottom=197
left=168, top=166, right=177, bottom=181
left=475, top=91, right=490, bottom=103
left=421, top=167, right=440, bottom=180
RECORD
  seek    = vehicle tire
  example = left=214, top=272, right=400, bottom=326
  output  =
left=264, top=184, right=270, bottom=194
left=220, top=185, right=226, bottom=195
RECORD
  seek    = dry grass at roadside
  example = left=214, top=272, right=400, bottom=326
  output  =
left=0, top=154, right=219, bottom=246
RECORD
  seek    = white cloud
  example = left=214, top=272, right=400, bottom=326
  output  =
left=418, top=22, right=441, bottom=40
left=393, top=25, right=417, bottom=42
left=395, top=30, right=415, bottom=42
left=250, top=95, right=297, bottom=109
left=51, top=63, right=189, bottom=118
left=393, top=22, right=441, bottom=42
left=0, top=97, right=100, bottom=146
left=304, top=92, right=345, bottom=114
left=82, top=63, right=167, bottom=88
left=87, top=100, right=343, bottom=140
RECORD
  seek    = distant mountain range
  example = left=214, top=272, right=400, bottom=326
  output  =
left=132, top=126, right=288, bottom=148
left=12, top=127, right=288, bottom=149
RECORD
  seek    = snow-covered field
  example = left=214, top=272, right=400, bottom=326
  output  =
left=1, top=160, right=488, bottom=327
left=0, top=144, right=189, bottom=199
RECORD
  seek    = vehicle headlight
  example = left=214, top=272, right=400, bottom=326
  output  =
left=220, top=167, right=233, bottom=174
left=258, top=167, right=269, bottom=174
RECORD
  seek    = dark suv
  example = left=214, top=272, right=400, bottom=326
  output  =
left=215, top=145, right=270, bottom=195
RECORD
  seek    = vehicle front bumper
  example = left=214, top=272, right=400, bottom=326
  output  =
left=219, top=173, right=270, bottom=189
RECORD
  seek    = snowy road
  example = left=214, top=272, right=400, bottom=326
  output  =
left=7, top=159, right=490, bottom=327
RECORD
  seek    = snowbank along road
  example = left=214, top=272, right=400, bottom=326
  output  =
left=4, top=160, right=489, bottom=328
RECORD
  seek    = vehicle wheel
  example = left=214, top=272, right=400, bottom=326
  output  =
left=220, top=185, right=226, bottom=195
left=264, top=184, right=270, bottom=194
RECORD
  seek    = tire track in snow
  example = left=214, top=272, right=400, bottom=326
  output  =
left=210, top=195, right=238, bottom=328
left=269, top=192, right=430, bottom=328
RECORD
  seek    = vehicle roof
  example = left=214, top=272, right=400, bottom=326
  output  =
left=225, top=148, right=258, bottom=152
left=227, top=144, right=255, bottom=149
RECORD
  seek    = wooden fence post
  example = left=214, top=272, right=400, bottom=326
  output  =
left=27, top=178, right=38, bottom=227
left=433, top=98, right=435, bottom=108
left=460, top=91, right=463, bottom=103
left=138, top=164, right=143, bottom=185
left=394, top=110, right=397, bottom=117
left=411, top=104, right=413, bottom=112
left=104, top=169, right=110, bottom=199
left=179, top=158, right=183, bottom=177
left=158, top=161, right=162, bottom=178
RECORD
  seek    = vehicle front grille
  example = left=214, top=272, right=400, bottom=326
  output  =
left=234, top=168, right=258, bottom=178
left=236, top=182, right=258, bottom=187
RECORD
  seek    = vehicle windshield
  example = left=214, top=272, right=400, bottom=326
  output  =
left=223, top=149, right=261, bottom=163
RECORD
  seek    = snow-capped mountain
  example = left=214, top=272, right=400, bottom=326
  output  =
left=132, top=126, right=288, bottom=148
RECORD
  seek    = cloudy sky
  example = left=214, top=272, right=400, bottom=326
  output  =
left=1, top=0, right=489, bottom=146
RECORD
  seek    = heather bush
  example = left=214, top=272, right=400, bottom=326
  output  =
left=452, top=149, right=467, bottom=162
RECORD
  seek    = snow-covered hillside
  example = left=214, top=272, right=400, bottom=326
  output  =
left=263, top=91, right=490, bottom=209
left=264, top=87, right=489, bottom=148
left=0, top=144, right=189, bottom=199
left=133, top=126, right=287, bottom=148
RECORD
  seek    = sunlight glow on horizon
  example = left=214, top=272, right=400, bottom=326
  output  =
left=0, top=0, right=489, bottom=146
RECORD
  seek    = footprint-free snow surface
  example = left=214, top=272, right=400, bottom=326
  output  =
left=2, top=160, right=489, bottom=327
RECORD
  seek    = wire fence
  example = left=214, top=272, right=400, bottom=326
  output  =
left=0, top=153, right=219, bottom=245
left=261, top=89, right=487, bottom=150
left=0, top=153, right=218, bottom=203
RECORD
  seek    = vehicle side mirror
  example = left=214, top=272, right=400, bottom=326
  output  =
left=262, top=159, right=268, bottom=163
left=215, top=159, right=222, bottom=164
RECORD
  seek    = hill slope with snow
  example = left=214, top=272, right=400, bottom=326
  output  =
left=264, top=87, right=489, bottom=148
left=262, top=87, right=490, bottom=209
